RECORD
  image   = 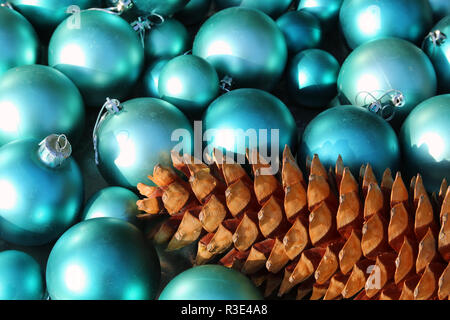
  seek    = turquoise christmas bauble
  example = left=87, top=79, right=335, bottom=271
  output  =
left=300, top=105, right=400, bottom=179
left=46, top=218, right=161, bottom=300
left=339, top=0, right=433, bottom=49
left=0, top=135, right=83, bottom=246
left=193, top=7, right=288, bottom=91
left=0, top=65, right=85, bottom=147
left=158, top=55, right=219, bottom=115
left=429, top=0, right=450, bottom=21
left=0, top=7, right=38, bottom=78
left=143, top=59, right=170, bottom=98
left=400, top=94, right=450, bottom=192
left=176, top=0, right=212, bottom=25
left=96, top=98, right=193, bottom=189
left=203, top=88, right=298, bottom=157
left=287, top=49, right=340, bottom=108
left=159, top=265, right=263, bottom=300
left=48, top=10, right=144, bottom=107
left=0, top=250, right=44, bottom=300
left=214, top=0, right=292, bottom=18
left=297, top=0, right=343, bottom=27
left=337, top=38, right=437, bottom=126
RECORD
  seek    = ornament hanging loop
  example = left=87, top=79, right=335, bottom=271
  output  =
left=131, top=13, right=165, bottom=48
left=356, top=89, right=405, bottom=122
left=428, top=29, right=447, bottom=47
left=220, top=75, right=233, bottom=92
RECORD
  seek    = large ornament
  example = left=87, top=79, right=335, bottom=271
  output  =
left=48, top=10, right=144, bottom=107
left=142, top=59, right=170, bottom=98
left=158, top=55, right=219, bottom=115
left=339, top=0, right=433, bottom=49
left=46, top=218, right=161, bottom=300
left=193, top=7, right=288, bottom=91
left=95, top=97, right=193, bottom=189
left=287, top=49, right=340, bottom=108
left=214, top=0, right=292, bottom=18
left=0, top=135, right=83, bottom=246
left=428, top=0, right=450, bottom=22
left=0, top=250, right=44, bottom=300
left=297, top=0, right=343, bottom=27
left=0, top=65, right=85, bottom=147
left=400, top=94, right=450, bottom=192
left=159, top=265, right=263, bottom=300
left=0, top=7, right=38, bottom=78
left=176, top=0, right=212, bottom=26
left=337, top=38, right=437, bottom=126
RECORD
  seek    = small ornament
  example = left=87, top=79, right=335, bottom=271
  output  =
left=215, top=0, right=292, bottom=18
left=297, top=0, right=343, bottom=28
left=142, top=59, right=170, bottom=98
left=175, top=0, right=212, bottom=26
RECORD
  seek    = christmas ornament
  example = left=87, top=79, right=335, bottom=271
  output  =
left=202, top=88, right=297, bottom=156
left=81, top=186, right=140, bottom=226
left=0, top=65, right=85, bottom=147
left=339, top=0, right=433, bottom=49
left=276, top=10, right=321, bottom=54
left=176, top=0, right=212, bottom=26
left=422, top=16, right=450, bottom=93
left=297, top=0, right=343, bottom=28
left=46, top=218, right=161, bottom=300
left=158, top=55, right=219, bottom=115
left=214, top=0, right=292, bottom=18
left=193, top=7, right=288, bottom=91
left=159, top=265, right=263, bottom=300
left=143, top=59, right=170, bottom=98
left=48, top=10, right=144, bottom=107
left=287, top=49, right=340, bottom=108
left=109, top=0, right=189, bottom=18
left=0, top=7, right=38, bottom=78
left=400, top=94, right=450, bottom=193
left=428, top=0, right=450, bottom=22
left=337, top=38, right=437, bottom=126
left=0, top=134, right=83, bottom=246
left=95, top=97, right=193, bottom=189
left=0, top=250, right=44, bottom=300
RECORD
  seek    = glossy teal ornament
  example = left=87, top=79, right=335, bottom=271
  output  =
left=422, top=16, right=450, bottom=93
left=400, top=94, right=450, bottom=192
left=143, top=59, right=170, bottom=98
left=159, top=265, right=263, bottom=300
left=193, top=7, right=288, bottom=91
left=95, top=98, right=193, bottom=189
left=158, top=55, right=219, bottom=115
left=203, top=89, right=298, bottom=157
left=0, top=250, right=44, bottom=300
left=215, top=0, right=292, bottom=18
left=276, top=10, right=321, bottom=54
left=48, top=10, right=144, bottom=107
left=339, top=0, right=433, bottom=49
left=337, top=38, right=437, bottom=126
left=0, top=135, right=83, bottom=246
left=429, top=0, right=450, bottom=21
left=176, top=0, right=212, bottom=25
left=46, top=218, right=161, bottom=300
left=0, top=7, right=38, bottom=78
left=297, top=0, right=343, bottom=27
left=300, top=105, right=400, bottom=178
left=287, top=49, right=340, bottom=108
left=0, top=65, right=85, bottom=147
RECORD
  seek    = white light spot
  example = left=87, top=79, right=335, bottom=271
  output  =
left=114, top=131, right=136, bottom=168
left=207, top=41, right=232, bottom=56
left=0, top=180, right=17, bottom=210
left=418, top=132, right=445, bottom=162
left=357, top=5, right=381, bottom=36
left=0, top=101, right=20, bottom=133
left=64, top=265, right=86, bottom=293
left=166, top=77, right=183, bottom=95
left=58, top=44, right=86, bottom=67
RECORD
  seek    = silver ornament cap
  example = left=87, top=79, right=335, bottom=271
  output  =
left=38, top=134, right=72, bottom=168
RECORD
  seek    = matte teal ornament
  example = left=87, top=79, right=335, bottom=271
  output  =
left=0, top=65, right=85, bottom=147
left=46, top=218, right=161, bottom=300
left=337, top=38, right=437, bottom=126
left=429, top=0, right=450, bottom=21
left=95, top=98, right=193, bottom=189
left=214, top=0, right=292, bottom=18
left=159, top=265, right=263, bottom=300
left=48, top=10, right=144, bottom=107
left=400, top=94, right=450, bottom=192
left=0, top=135, right=84, bottom=246
left=276, top=10, right=321, bottom=54
left=158, top=55, right=219, bottom=115
left=0, top=250, right=44, bottom=300
left=287, top=49, right=340, bottom=108
left=0, top=7, right=38, bottom=78
left=143, top=59, right=170, bottom=98
left=176, top=0, right=212, bottom=25
left=339, top=0, right=433, bottom=49
left=422, top=16, right=450, bottom=93
left=203, top=89, right=298, bottom=157
left=297, top=0, right=343, bottom=27
left=193, top=7, right=288, bottom=91
left=300, top=105, right=400, bottom=179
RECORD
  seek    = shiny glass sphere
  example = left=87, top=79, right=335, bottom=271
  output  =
left=215, top=0, right=292, bottom=18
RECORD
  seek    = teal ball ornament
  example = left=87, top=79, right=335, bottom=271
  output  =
left=159, top=264, right=263, bottom=300
left=339, top=0, right=433, bottom=49
left=176, top=0, right=212, bottom=25
left=158, top=55, right=219, bottom=115
left=429, top=0, right=450, bottom=21
left=300, top=105, right=400, bottom=178
left=46, top=218, right=161, bottom=300
left=96, top=98, right=193, bottom=189
left=0, top=7, right=38, bottom=78
left=214, top=0, right=292, bottom=18
left=297, top=0, right=343, bottom=27
left=0, top=65, right=85, bottom=147
left=143, top=59, right=170, bottom=98
left=48, top=10, right=144, bottom=107
left=0, top=135, right=83, bottom=246
left=287, top=49, right=340, bottom=108
left=400, top=94, right=450, bottom=192
left=337, top=38, right=437, bottom=126
left=193, top=7, right=288, bottom=91
left=0, top=250, right=44, bottom=300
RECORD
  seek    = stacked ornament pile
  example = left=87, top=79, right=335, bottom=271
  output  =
left=0, top=0, right=449, bottom=300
